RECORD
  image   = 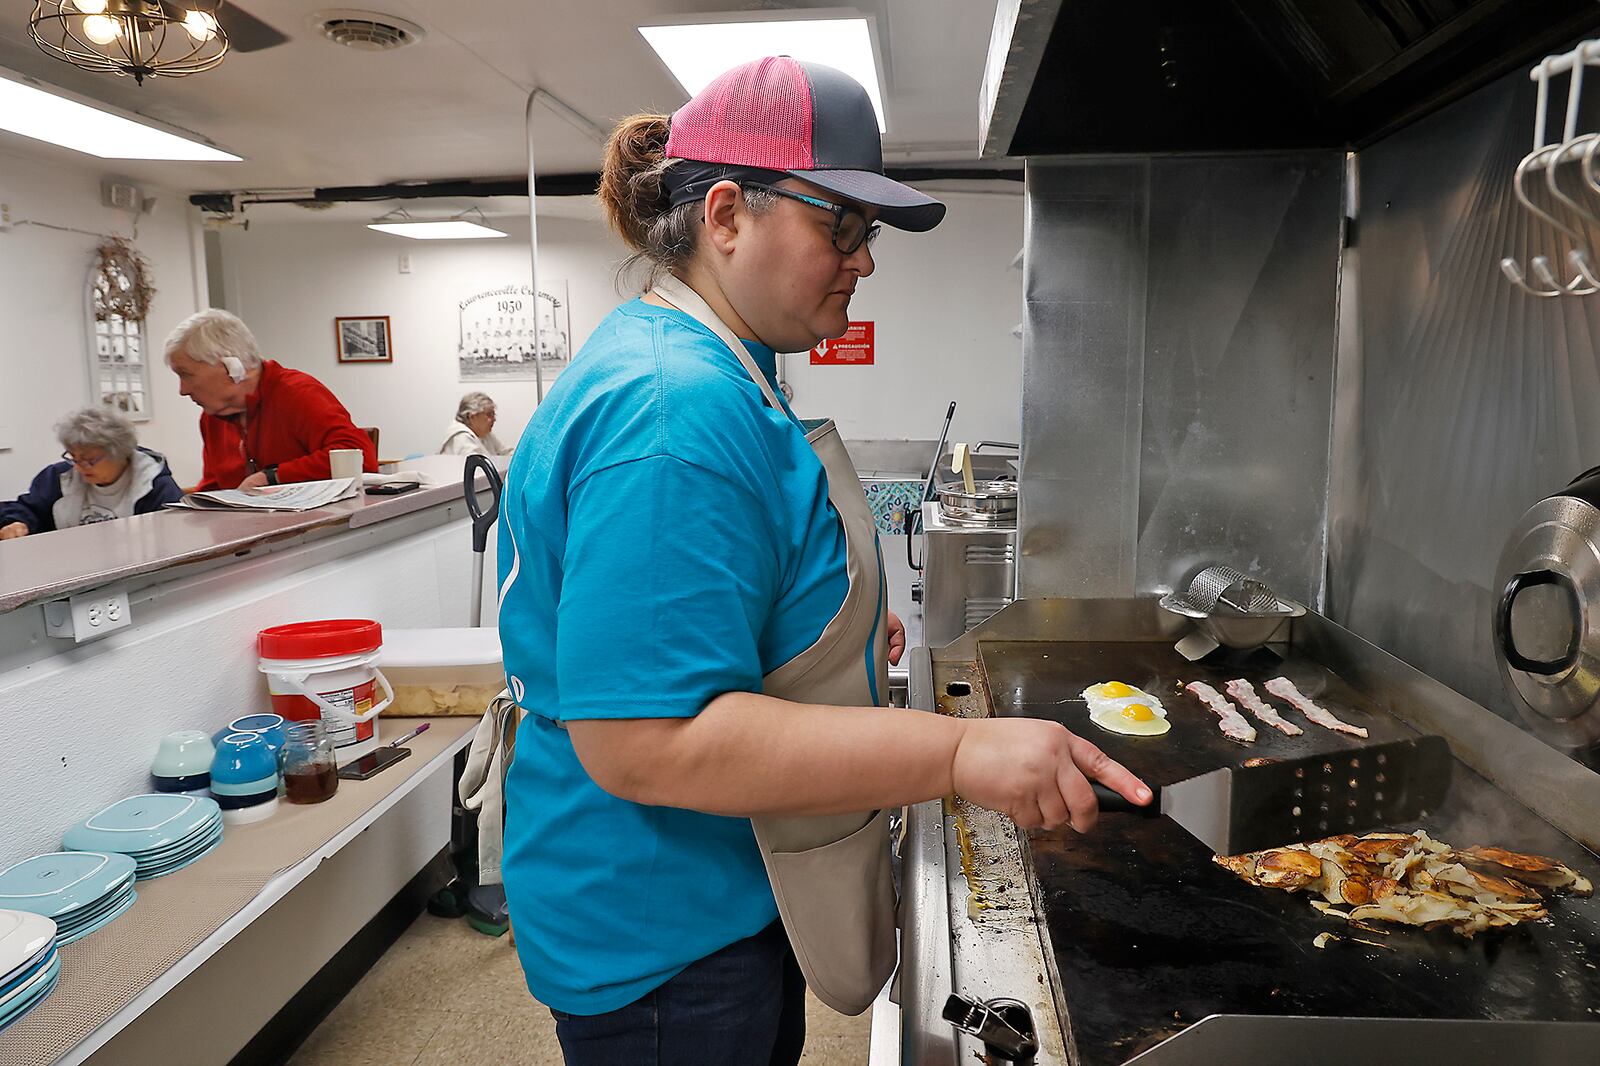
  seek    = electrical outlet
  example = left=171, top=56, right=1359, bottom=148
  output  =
left=44, top=587, right=132, bottom=642
left=398, top=252, right=411, bottom=274
left=0, top=197, right=12, bottom=232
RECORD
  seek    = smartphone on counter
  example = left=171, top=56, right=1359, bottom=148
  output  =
left=365, top=481, right=420, bottom=496
left=337, top=745, right=412, bottom=780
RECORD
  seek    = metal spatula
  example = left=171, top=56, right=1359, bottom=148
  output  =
left=1091, top=735, right=1453, bottom=855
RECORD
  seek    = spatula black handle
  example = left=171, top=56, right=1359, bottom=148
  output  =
left=1092, top=782, right=1162, bottom=815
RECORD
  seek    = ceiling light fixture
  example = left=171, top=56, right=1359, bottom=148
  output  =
left=0, top=69, right=241, bottom=160
left=367, top=206, right=507, bottom=241
left=639, top=12, right=886, bottom=132
left=29, top=0, right=230, bottom=85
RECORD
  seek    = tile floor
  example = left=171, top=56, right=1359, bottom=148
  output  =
left=287, top=912, right=873, bottom=1065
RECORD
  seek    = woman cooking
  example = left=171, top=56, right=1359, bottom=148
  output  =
left=496, top=56, right=1151, bottom=1065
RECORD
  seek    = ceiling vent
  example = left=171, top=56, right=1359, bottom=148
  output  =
left=313, top=10, right=424, bottom=52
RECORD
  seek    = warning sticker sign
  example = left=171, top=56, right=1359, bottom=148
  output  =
left=810, top=321, right=875, bottom=365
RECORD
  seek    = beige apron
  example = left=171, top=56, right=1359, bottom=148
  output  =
left=653, top=275, right=897, bottom=1016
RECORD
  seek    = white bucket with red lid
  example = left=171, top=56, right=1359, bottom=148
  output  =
left=258, top=619, right=393, bottom=763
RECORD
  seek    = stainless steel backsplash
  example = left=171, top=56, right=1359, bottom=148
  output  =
left=1020, top=155, right=1344, bottom=604
left=1327, top=62, right=1600, bottom=730
left=1020, top=56, right=1600, bottom=755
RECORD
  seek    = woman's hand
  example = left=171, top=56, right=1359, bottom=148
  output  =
left=886, top=610, right=906, bottom=666
left=0, top=522, right=28, bottom=540
left=237, top=471, right=270, bottom=491
left=951, top=718, right=1150, bottom=833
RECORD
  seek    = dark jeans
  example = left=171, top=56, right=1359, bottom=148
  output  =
left=550, top=920, right=806, bottom=1066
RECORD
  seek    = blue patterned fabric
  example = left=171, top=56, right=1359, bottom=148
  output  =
left=862, top=478, right=924, bottom=535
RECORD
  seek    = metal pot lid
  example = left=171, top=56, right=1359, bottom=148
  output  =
left=936, top=480, right=1018, bottom=527
left=1493, top=493, right=1600, bottom=749
left=936, top=479, right=1018, bottom=503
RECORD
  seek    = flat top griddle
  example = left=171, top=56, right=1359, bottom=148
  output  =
left=973, top=639, right=1600, bottom=1066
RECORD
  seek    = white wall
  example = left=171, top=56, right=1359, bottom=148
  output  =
left=218, top=213, right=625, bottom=461
left=216, top=189, right=1024, bottom=461
left=788, top=189, right=1024, bottom=445
left=0, top=142, right=208, bottom=488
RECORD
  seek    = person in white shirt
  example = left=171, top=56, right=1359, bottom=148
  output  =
left=439, top=392, right=511, bottom=457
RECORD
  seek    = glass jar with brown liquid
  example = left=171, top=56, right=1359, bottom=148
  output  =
left=282, top=721, right=339, bottom=804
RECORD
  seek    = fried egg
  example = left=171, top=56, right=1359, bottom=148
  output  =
left=1081, top=681, right=1172, bottom=737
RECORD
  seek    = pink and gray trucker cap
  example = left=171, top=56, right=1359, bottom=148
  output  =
left=663, top=56, right=946, bottom=232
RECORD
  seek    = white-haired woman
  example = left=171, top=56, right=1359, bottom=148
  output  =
left=439, top=392, right=511, bottom=457
left=0, top=406, right=182, bottom=539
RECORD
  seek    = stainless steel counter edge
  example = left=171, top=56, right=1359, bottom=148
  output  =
left=901, top=645, right=960, bottom=1066
left=1124, top=1015, right=1600, bottom=1065
left=0, top=479, right=495, bottom=614
left=1294, top=611, right=1600, bottom=856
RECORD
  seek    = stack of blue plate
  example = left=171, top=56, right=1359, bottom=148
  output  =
left=62, top=795, right=223, bottom=881
left=0, top=910, right=59, bottom=1034
left=0, top=853, right=138, bottom=945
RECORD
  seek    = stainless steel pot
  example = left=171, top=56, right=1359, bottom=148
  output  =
left=935, top=480, right=1018, bottom=527
left=1493, top=469, right=1600, bottom=749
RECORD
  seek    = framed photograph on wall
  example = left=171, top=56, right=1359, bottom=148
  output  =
left=335, top=316, right=393, bottom=363
left=456, top=282, right=570, bottom=382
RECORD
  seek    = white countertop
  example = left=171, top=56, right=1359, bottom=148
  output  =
left=0, top=477, right=486, bottom=614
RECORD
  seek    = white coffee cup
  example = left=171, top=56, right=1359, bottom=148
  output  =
left=329, top=449, right=363, bottom=481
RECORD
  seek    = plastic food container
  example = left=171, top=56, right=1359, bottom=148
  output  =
left=378, top=628, right=505, bottom=717
left=258, top=619, right=391, bottom=763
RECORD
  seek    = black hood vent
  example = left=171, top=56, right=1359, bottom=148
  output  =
left=1000, top=0, right=1600, bottom=156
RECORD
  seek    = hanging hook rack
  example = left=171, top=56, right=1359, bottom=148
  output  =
left=1503, top=146, right=1574, bottom=297
left=1541, top=136, right=1600, bottom=293
left=1540, top=49, right=1600, bottom=293
left=1502, top=43, right=1600, bottom=298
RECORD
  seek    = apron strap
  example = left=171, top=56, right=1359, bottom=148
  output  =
left=650, top=275, right=789, bottom=414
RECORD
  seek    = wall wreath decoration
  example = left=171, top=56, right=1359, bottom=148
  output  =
left=92, top=237, right=156, bottom=323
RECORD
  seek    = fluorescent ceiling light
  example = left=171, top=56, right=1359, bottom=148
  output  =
left=0, top=71, right=240, bottom=161
left=367, top=221, right=508, bottom=240
left=639, top=16, right=886, bottom=132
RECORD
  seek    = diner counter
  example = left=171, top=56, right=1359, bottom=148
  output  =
left=0, top=472, right=491, bottom=615
left=0, top=453, right=498, bottom=1064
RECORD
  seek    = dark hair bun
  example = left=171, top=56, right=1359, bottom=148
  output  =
left=598, top=113, right=673, bottom=254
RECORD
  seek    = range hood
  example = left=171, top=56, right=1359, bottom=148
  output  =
left=981, top=0, right=1600, bottom=157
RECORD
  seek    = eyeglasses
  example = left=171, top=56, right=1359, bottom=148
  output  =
left=741, top=183, right=881, bottom=255
left=61, top=451, right=113, bottom=469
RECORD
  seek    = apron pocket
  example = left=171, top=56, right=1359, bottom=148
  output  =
left=758, top=809, right=897, bottom=1016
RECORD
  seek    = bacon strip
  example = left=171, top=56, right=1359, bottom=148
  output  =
left=1264, top=677, right=1369, bottom=738
left=1184, top=681, right=1256, bottom=743
left=1225, top=678, right=1303, bottom=736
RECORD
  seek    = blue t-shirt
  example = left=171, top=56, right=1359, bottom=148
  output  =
left=496, top=298, right=849, bottom=1015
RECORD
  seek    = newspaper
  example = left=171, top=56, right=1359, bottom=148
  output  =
left=169, top=477, right=362, bottom=512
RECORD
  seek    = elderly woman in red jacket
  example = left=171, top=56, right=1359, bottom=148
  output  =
left=164, top=309, right=376, bottom=490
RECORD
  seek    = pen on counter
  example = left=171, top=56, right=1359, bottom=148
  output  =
left=385, top=722, right=430, bottom=749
